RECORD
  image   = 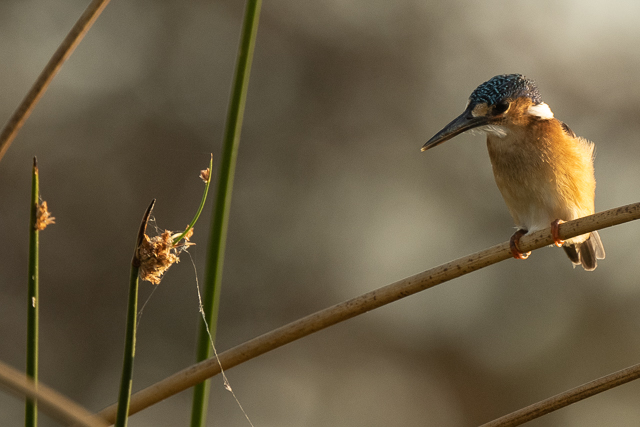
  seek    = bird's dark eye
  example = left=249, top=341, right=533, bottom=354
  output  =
left=493, top=101, right=510, bottom=115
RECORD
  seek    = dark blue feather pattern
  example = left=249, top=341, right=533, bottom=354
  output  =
left=469, top=74, right=542, bottom=106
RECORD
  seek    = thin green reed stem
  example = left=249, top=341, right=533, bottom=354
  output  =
left=25, top=158, right=39, bottom=427
left=191, top=1, right=262, bottom=426
left=114, top=266, right=139, bottom=427
left=115, top=200, right=155, bottom=427
left=172, top=155, right=214, bottom=246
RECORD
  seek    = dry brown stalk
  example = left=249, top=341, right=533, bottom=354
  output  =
left=95, top=202, right=640, bottom=423
left=0, top=0, right=111, bottom=162
left=0, top=360, right=108, bottom=427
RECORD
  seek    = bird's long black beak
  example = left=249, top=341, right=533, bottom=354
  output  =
left=421, top=107, right=490, bottom=152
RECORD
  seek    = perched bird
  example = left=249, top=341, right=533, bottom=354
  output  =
left=422, top=74, right=605, bottom=271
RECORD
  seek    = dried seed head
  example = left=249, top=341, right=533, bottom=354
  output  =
left=200, top=168, right=211, bottom=183
left=138, top=230, right=179, bottom=285
left=137, top=228, right=195, bottom=285
left=35, top=201, right=55, bottom=230
left=183, top=227, right=194, bottom=241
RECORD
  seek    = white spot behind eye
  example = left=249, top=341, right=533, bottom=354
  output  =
left=527, top=102, right=554, bottom=119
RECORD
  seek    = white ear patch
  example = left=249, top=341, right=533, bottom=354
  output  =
left=527, top=103, right=554, bottom=119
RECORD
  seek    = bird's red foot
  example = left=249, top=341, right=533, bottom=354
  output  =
left=550, top=219, right=565, bottom=247
left=509, top=229, right=531, bottom=260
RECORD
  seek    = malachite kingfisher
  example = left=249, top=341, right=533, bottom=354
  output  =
left=422, top=74, right=605, bottom=271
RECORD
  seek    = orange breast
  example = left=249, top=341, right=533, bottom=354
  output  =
left=486, top=117, right=596, bottom=236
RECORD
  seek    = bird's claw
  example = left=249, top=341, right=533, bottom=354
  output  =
left=551, top=219, right=565, bottom=247
left=509, top=229, right=531, bottom=260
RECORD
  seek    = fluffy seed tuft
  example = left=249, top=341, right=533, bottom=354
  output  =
left=200, top=168, right=211, bottom=183
left=137, top=229, right=194, bottom=285
left=35, top=201, right=55, bottom=230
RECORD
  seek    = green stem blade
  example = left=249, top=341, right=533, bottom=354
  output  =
left=190, top=1, right=262, bottom=426
left=172, top=155, right=214, bottom=246
left=115, top=200, right=155, bottom=427
left=25, top=157, right=39, bottom=427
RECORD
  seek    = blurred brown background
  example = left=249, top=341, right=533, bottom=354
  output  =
left=1, top=1, right=640, bottom=426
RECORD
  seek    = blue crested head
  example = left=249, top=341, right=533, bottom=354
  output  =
left=421, top=74, right=550, bottom=151
left=469, top=74, right=542, bottom=106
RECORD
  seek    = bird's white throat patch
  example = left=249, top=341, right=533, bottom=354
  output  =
left=472, top=125, right=508, bottom=138
left=527, top=102, right=554, bottom=119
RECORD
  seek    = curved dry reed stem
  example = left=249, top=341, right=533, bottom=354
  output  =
left=0, top=359, right=108, bottom=427
left=479, top=362, right=640, bottom=426
left=0, top=0, right=110, bottom=162
left=93, top=202, right=640, bottom=422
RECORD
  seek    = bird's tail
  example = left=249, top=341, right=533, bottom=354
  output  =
left=562, top=231, right=605, bottom=271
